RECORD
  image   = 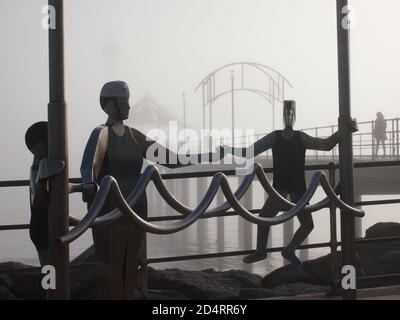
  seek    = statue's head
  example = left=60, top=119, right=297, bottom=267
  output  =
left=100, top=81, right=130, bottom=121
left=25, top=121, right=48, bottom=158
left=283, top=100, right=296, bottom=129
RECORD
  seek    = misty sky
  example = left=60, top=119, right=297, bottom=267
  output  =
left=1, top=0, right=400, bottom=180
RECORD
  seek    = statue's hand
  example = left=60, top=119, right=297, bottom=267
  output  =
left=82, top=182, right=98, bottom=203
left=351, top=118, right=359, bottom=133
left=215, top=145, right=226, bottom=160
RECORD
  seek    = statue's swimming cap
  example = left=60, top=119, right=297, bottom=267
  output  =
left=100, top=81, right=130, bottom=100
left=25, top=121, right=48, bottom=151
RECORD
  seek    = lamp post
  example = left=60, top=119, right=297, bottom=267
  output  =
left=182, top=92, right=186, bottom=132
left=231, top=70, right=235, bottom=148
left=47, top=0, right=70, bottom=299
left=336, top=0, right=357, bottom=300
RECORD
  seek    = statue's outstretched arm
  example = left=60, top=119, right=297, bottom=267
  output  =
left=301, top=131, right=339, bottom=151
left=226, top=131, right=276, bottom=159
left=130, top=128, right=225, bottom=168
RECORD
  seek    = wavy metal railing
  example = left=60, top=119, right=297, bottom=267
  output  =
left=60, top=162, right=364, bottom=245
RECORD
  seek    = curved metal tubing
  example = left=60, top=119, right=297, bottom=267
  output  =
left=93, top=164, right=253, bottom=224
left=61, top=163, right=364, bottom=245
left=220, top=171, right=323, bottom=225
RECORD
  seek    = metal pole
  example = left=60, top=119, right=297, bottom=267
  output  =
left=336, top=0, right=357, bottom=300
left=201, top=84, right=205, bottom=153
left=47, top=0, right=70, bottom=299
left=272, top=103, right=275, bottom=131
left=332, top=125, right=335, bottom=159
left=328, top=163, right=339, bottom=295
left=397, top=118, right=399, bottom=160
left=231, top=70, right=235, bottom=148
left=216, top=187, right=225, bottom=271
left=371, top=121, right=375, bottom=159
left=209, top=78, right=213, bottom=148
left=315, top=128, right=318, bottom=159
left=392, top=119, right=395, bottom=157
left=183, top=92, right=186, bottom=132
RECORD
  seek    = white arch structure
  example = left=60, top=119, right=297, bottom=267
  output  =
left=195, top=62, right=293, bottom=147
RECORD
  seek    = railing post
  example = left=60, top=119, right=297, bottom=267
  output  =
left=139, top=236, right=148, bottom=298
left=197, top=178, right=207, bottom=253
left=328, top=162, right=339, bottom=295
left=336, top=0, right=357, bottom=300
left=332, top=125, right=335, bottom=160
left=238, top=176, right=253, bottom=273
left=371, top=120, right=375, bottom=160
left=47, top=0, right=70, bottom=300
left=315, top=127, right=319, bottom=159
left=240, top=176, right=253, bottom=272
left=392, top=119, right=395, bottom=157
left=397, top=118, right=399, bottom=160
left=216, top=188, right=225, bottom=271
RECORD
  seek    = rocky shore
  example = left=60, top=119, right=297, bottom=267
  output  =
left=1, top=222, right=399, bottom=300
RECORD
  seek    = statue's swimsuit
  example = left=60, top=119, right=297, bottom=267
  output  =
left=96, top=125, right=147, bottom=217
left=93, top=125, right=147, bottom=299
left=272, top=130, right=307, bottom=193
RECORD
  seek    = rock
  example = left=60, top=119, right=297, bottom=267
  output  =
left=239, top=288, right=276, bottom=299
left=0, top=275, right=15, bottom=299
left=148, top=267, right=263, bottom=299
left=261, top=254, right=341, bottom=288
left=0, top=286, right=15, bottom=300
left=140, top=290, right=189, bottom=300
left=0, top=262, right=45, bottom=300
left=1, top=222, right=399, bottom=300
left=240, top=283, right=329, bottom=299
left=262, top=222, right=400, bottom=290
left=358, top=222, right=400, bottom=259
left=70, top=263, right=97, bottom=300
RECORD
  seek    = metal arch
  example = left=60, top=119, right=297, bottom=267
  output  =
left=209, top=88, right=276, bottom=106
left=195, top=62, right=293, bottom=92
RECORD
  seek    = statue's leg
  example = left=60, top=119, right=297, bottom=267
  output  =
left=257, top=190, right=288, bottom=250
left=123, top=222, right=145, bottom=299
left=243, top=190, right=288, bottom=263
left=285, top=192, right=314, bottom=254
left=110, top=222, right=128, bottom=299
left=93, top=222, right=128, bottom=300
left=92, top=225, right=113, bottom=299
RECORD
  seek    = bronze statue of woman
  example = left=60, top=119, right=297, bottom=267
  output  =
left=81, top=81, right=222, bottom=299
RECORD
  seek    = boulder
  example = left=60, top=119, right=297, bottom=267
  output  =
left=240, top=283, right=329, bottom=299
left=262, top=222, right=400, bottom=290
left=148, top=267, right=263, bottom=299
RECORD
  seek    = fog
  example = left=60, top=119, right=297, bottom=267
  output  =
left=1, top=0, right=399, bottom=179
left=1, top=0, right=400, bottom=272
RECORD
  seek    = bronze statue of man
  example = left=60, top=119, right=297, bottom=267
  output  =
left=227, top=100, right=347, bottom=268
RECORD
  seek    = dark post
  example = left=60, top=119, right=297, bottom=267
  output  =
left=397, top=118, right=399, bottom=160
left=371, top=121, right=375, bottom=159
left=328, top=163, right=339, bottom=294
left=336, top=0, right=357, bottom=300
left=48, top=0, right=70, bottom=299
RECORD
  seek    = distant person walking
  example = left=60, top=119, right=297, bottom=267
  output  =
left=25, top=122, right=49, bottom=266
left=373, top=112, right=387, bottom=157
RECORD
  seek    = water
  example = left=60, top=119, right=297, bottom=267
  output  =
left=0, top=179, right=399, bottom=277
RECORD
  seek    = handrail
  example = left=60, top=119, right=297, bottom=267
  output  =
left=60, top=162, right=363, bottom=245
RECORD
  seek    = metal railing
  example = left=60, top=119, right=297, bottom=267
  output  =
left=186, top=117, right=400, bottom=161
left=1, top=160, right=400, bottom=299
